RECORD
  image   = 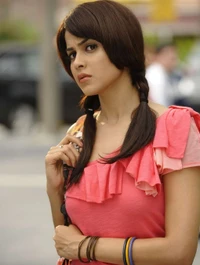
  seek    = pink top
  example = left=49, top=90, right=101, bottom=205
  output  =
left=63, top=106, right=200, bottom=265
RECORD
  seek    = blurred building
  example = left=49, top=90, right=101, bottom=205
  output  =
left=137, top=0, right=200, bottom=37
left=0, top=0, right=199, bottom=37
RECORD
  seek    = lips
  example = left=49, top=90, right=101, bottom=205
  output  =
left=78, top=73, right=92, bottom=83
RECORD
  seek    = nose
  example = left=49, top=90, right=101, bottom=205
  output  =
left=73, top=52, right=85, bottom=70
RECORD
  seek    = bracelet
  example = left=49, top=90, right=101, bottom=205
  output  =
left=78, top=236, right=91, bottom=263
left=91, top=236, right=100, bottom=261
left=86, top=236, right=98, bottom=261
left=125, top=237, right=132, bottom=265
left=128, top=237, right=137, bottom=265
left=122, top=238, right=129, bottom=265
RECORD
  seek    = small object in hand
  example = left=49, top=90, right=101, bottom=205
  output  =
left=59, top=145, right=64, bottom=148
left=72, top=136, right=82, bottom=153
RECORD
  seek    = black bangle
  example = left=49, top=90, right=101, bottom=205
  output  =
left=122, top=237, right=129, bottom=265
left=91, top=236, right=100, bottom=261
left=78, top=236, right=91, bottom=263
left=86, top=236, right=97, bottom=261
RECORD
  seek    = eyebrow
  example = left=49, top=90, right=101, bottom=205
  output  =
left=66, top=38, right=89, bottom=52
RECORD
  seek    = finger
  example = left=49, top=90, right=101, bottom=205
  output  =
left=49, top=145, right=79, bottom=156
left=45, top=151, right=74, bottom=167
left=45, top=152, right=72, bottom=167
left=59, top=152, right=74, bottom=167
left=63, top=146, right=79, bottom=167
left=55, top=144, right=80, bottom=160
left=49, top=145, right=66, bottom=151
left=48, top=145, right=79, bottom=167
left=50, top=146, right=57, bottom=150
left=56, top=249, right=63, bottom=258
left=58, top=134, right=83, bottom=147
left=55, top=225, right=62, bottom=231
left=68, top=143, right=81, bottom=158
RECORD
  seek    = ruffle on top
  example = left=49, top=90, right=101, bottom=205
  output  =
left=66, top=106, right=200, bottom=202
left=153, top=106, right=200, bottom=176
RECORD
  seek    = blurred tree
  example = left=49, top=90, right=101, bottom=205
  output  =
left=0, top=20, right=39, bottom=42
left=174, top=36, right=197, bottom=61
left=144, top=34, right=197, bottom=62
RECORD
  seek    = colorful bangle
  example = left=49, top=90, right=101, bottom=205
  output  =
left=78, top=236, right=90, bottom=263
left=125, top=237, right=132, bottom=265
left=122, top=238, right=129, bottom=265
left=128, top=237, right=137, bottom=265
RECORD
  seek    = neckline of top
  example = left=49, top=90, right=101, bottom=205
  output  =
left=86, top=105, right=192, bottom=167
left=86, top=105, right=186, bottom=167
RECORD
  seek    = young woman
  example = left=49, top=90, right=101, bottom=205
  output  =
left=45, top=1, right=200, bottom=265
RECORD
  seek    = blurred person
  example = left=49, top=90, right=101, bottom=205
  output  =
left=144, top=45, right=156, bottom=67
left=45, top=1, right=200, bottom=265
left=146, top=43, right=179, bottom=106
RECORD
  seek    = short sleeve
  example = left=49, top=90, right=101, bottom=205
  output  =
left=154, top=106, right=200, bottom=176
left=182, top=118, right=200, bottom=167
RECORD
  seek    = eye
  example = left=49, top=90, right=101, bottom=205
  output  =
left=86, top=44, right=97, bottom=51
left=68, top=52, right=76, bottom=61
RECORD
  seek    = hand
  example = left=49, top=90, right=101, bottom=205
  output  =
left=45, top=134, right=83, bottom=192
left=53, top=224, right=85, bottom=260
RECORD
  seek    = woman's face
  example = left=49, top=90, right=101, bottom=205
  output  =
left=65, top=31, right=124, bottom=96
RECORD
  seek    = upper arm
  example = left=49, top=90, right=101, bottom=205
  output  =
left=163, top=166, right=200, bottom=259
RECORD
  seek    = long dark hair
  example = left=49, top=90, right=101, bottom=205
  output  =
left=56, top=0, right=156, bottom=188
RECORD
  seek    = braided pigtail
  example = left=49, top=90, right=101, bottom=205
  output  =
left=106, top=72, right=156, bottom=163
left=67, top=95, right=100, bottom=188
left=133, top=72, right=156, bottom=147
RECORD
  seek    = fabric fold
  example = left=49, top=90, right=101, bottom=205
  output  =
left=119, top=143, right=161, bottom=197
left=66, top=106, right=200, bottom=202
left=66, top=162, right=123, bottom=203
left=154, top=106, right=200, bottom=175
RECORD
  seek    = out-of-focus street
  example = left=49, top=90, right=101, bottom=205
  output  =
left=0, top=130, right=200, bottom=265
left=0, top=130, right=67, bottom=265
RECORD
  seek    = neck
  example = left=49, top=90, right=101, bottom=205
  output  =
left=97, top=72, right=140, bottom=125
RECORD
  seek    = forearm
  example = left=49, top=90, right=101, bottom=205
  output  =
left=47, top=185, right=64, bottom=227
left=80, top=237, right=194, bottom=265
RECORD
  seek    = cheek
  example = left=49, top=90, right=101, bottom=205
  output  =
left=96, top=59, right=117, bottom=78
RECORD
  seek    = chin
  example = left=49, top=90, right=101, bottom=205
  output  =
left=79, top=83, right=106, bottom=96
left=83, top=91, right=99, bottom=97
left=80, top=88, right=100, bottom=97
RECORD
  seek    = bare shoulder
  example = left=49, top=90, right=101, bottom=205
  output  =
left=148, top=101, right=169, bottom=118
left=67, top=115, right=86, bottom=135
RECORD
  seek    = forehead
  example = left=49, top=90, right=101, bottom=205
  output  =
left=65, top=31, right=85, bottom=48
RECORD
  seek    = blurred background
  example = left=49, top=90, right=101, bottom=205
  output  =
left=0, top=0, right=200, bottom=264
